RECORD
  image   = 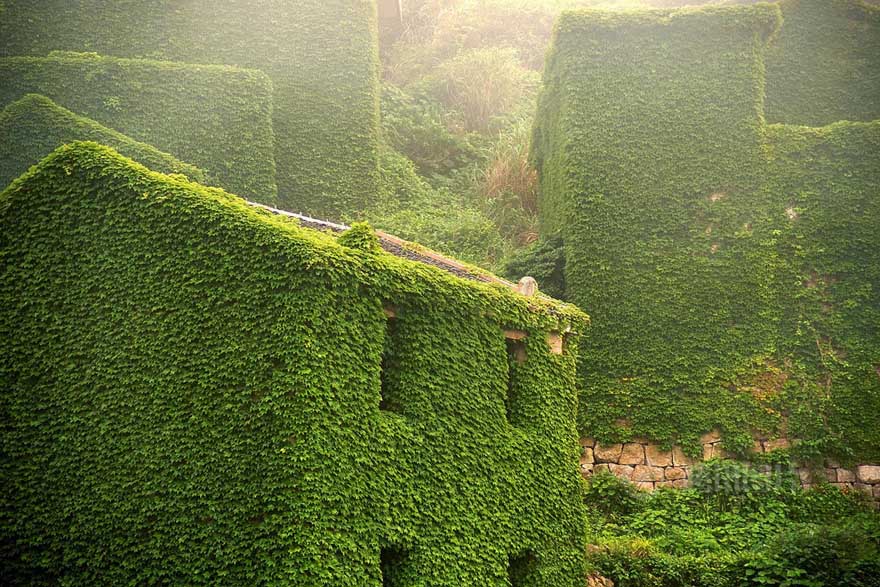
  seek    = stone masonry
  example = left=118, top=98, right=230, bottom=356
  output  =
left=579, top=431, right=880, bottom=504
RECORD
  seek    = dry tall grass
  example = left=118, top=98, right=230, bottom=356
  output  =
left=478, top=118, right=540, bottom=245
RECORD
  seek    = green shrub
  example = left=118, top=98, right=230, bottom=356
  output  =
left=502, top=236, right=567, bottom=300
left=369, top=204, right=505, bottom=268
left=690, top=460, right=787, bottom=506
left=587, top=479, right=880, bottom=587
left=583, top=470, right=644, bottom=518
left=364, top=145, right=506, bottom=268
left=381, top=83, right=482, bottom=182
left=742, top=523, right=880, bottom=587
left=587, top=535, right=740, bottom=587
left=0, top=52, right=275, bottom=203
left=418, top=47, right=539, bottom=134
left=0, top=94, right=206, bottom=189
left=477, top=117, right=540, bottom=245
left=788, top=482, right=876, bottom=524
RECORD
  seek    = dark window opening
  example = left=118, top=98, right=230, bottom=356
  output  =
left=508, top=550, right=538, bottom=586
left=379, top=314, right=402, bottom=413
left=505, top=338, right=526, bottom=424
left=380, top=545, right=408, bottom=587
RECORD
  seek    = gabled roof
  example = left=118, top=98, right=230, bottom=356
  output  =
left=0, top=142, right=587, bottom=328
left=247, top=203, right=512, bottom=285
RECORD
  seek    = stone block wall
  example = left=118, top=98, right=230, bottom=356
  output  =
left=579, top=433, right=880, bottom=504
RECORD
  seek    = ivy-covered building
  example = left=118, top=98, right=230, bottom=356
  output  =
left=533, top=1, right=880, bottom=461
left=0, top=142, right=589, bottom=586
left=0, top=0, right=382, bottom=216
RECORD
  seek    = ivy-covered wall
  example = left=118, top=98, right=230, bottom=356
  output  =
left=0, top=94, right=206, bottom=189
left=764, top=0, right=880, bottom=126
left=765, top=121, right=880, bottom=461
left=0, top=52, right=275, bottom=203
left=533, top=4, right=880, bottom=463
left=0, top=0, right=382, bottom=217
left=0, top=142, right=588, bottom=585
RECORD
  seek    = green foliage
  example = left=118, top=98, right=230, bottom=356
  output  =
left=0, top=52, right=275, bottom=203
left=765, top=0, right=880, bottom=126
left=367, top=204, right=506, bottom=268
left=416, top=47, right=539, bottom=134
left=0, top=142, right=589, bottom=585
left=764, top=121, right=880, bottom=460
left=364, top=145, right=506, bottom=267
left=743, top=522, right=880, bottom=587
left=477, top=118, right=541, bottom=246
left=503, top=237, right=567, bottom=301
left=586, top=536, right=740, bottom=587
left=788, top=481, right=875, bottom=523
left=534, top=4, right=880, bottom=461
left=586, top=474, right=880, bottom=587
left=583, top=470, right=644, bottom=518
left=0, top=94, right=206, bottom=189
left=381, top=82, right=482, bottom=182
left=338, top=222, right=382, bottom=254
left=689, top=460, right=796, bottom=510
left=0, top=0, right=381, bottom=217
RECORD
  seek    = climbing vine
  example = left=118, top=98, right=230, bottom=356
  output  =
left=533, top=4, right=880, bottom=462
left=0, top=143, right=589, bottom=585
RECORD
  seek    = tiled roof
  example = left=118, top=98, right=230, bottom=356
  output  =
left=247, top=202, right=516, bottom=287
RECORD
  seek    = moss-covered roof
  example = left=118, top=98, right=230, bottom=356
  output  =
left=2, top=142, right=587, bottom=330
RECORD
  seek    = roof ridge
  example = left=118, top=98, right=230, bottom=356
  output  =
left=246, top=201, right=517, bottom=289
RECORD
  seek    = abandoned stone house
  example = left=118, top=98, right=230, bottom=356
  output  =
left=0, top=141, right=590, bottom=585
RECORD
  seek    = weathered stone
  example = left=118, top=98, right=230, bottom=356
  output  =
left=608, top=464, right=635, bottom=480
left=635, top=481, right=655, bottom=492
left=854, top=483, right=873, bottom=496
left=823, top=469, right=837, bottom=482
left=672, top=479, right=689, bottom=489
left=825, top=458, right=841, bottom=469
left=580, top=463, right=594, bottom=477
left=702, top=443, right=718, bottom=461
left=619, top=443, right=646, bottom=465
left=796, top=468, right=812, bottom=484
left=830, top=483, right=851, bottom=491
left=632, top=465, right=664, bottom=482
left=580, top=447, right=595, bottom=465
left=580, top=437, right=596, bottom=448
left=655, top=481, right=674, bottom=489
left=645, top=445, right=673, bottom=467
left=857, top=465, right=880, bottom=484
left=587, top=574, right=614, bottom=587
left=874, top=485, right=880, bottom=499
left=594, top=443, right=623, bottom=463
left=672, top=446, right=694, bottom=467
left=764, top=438, right=790, bottom=452
left=752, top=439, right=765, bottom=454
left=593, top=464, right=611, bottom=475
left=700, top=429, right=721, bottom=444
left=665, top=467, right=687, bottom=481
